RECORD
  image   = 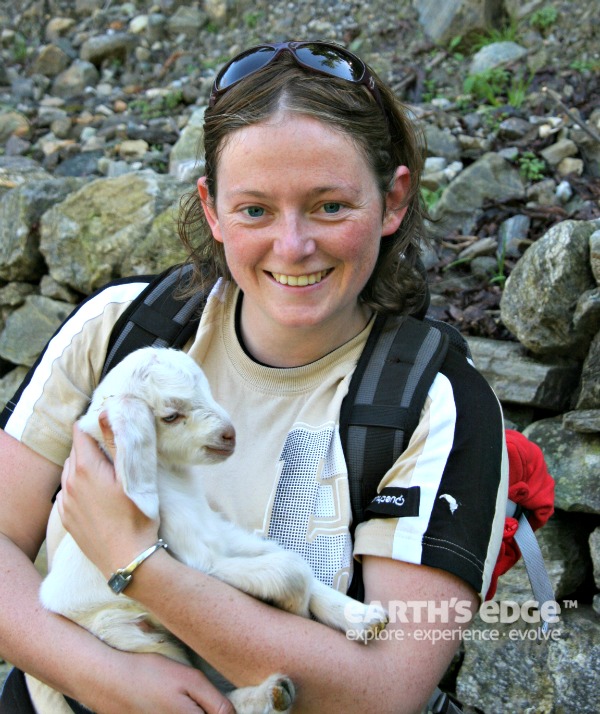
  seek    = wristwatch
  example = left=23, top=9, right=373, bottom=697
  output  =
left=107, top=539, right=168, bottom=595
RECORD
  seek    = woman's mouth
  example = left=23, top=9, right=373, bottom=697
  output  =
left=270, top=269, right=332, bottom=286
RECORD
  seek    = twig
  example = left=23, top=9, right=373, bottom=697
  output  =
left=542, top=86, right=600, bottom=144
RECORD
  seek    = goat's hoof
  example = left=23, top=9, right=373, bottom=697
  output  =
left=353, top=604, right=389, bottom=644
left=268, top=675, right=295, bottom=712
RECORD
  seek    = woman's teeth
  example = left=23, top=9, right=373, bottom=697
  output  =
left=271, top=270, right=329, bottom=286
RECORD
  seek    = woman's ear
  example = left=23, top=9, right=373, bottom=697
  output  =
left=382, top=166, right=411, bottom=237
left=197, top=176, right=223, bottom=243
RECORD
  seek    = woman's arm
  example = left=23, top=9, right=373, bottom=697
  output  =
left=0, top=429, right=234, bottom=714
left=60, top=426, right=477, bottom=714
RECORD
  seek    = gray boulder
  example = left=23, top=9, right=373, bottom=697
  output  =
left=431, top=152, right=524, bottom=236
left=39, top=170, right=185, bottom=294
left=0, top=178, right=83, bottom=282
left=469, top=41, right=528, bottom=75
left=414, top=0, right=503, bottom=45
left=501, top=220, right=600, bottom=357
left=467, top=336, right=581, bottom=411
left=457, top=606, right=600, bottom=714
left=524, top=417, right=600, bottom=514
left=0, top=295, right=73, bottom=367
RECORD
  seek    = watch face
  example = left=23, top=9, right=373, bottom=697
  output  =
left=108, top=572, right=132, bottom=595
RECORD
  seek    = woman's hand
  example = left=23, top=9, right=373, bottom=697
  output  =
left=80, top=650, right=235, bottom=714
left=57, top=420, right=160, bottom=579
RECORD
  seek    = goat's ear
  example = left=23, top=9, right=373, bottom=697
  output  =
left=100, top=396, right=159, bottom=520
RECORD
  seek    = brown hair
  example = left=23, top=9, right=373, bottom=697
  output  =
left=178, top=51, right=429, bottom=316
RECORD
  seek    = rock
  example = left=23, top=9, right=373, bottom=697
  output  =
left=500, top=220, right=599, bottom=357
left=0, top=295, right=73, bottom=367
left=167, top=6, right=208, bottom=37
left=423, top=124, right=461, bottom=161
left=413, top=0, right=503, bottom=45
left=466, top=337, right=581, bottom=411
left=457, top=606, right=600, bottom=714
left=432, top=152, right=524, bottom=236
left=39, top=170, right=185, bottom=293
left=469, top=41, right=528, bottom=75
left=0, top=177, right=83, bottom=282
left=169, top=107, right=206, bottom=181
left=524, top=417, right=600, bottom=514
left=122, top=201, right=188, bottom=276
left=563, top=410, right=600, bottom=434
left=0, top=156, right=52, bottom=196
left=79, top=33, right=136, bottom=67
left=51, top=59, right=99, bottom=97
left=591, top=528, right=600, bottom=588
left=493, top=515, right=592, bottom=602
left=0, top=365, right=28, bottom=412
left=30, top=44, right=71, bottom=78
left=498, top=214, right=531, bottom=258
left=576, top=331, right=600, bottom=409
left=590, top=230, right=600, bottom=283
left=557, top=157, right=584, bottom=177
left=540, top=138, right=578, bottom=166
left=0, top=111, right=30, bottom=144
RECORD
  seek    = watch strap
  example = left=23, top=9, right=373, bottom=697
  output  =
left=107, top=539, right=168, bottom=595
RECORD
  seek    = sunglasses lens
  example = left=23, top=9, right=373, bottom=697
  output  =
left=216, top=47, right=276, bottom=91
left=295, top=44, right=364, bottom=82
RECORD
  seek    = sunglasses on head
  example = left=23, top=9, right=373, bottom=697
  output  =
left=208, top=41, right=385, bottom=113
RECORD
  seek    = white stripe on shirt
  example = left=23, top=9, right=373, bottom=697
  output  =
left=391, top=372, right=457, bottom=563
left=4, top=282, right=147, bottom=441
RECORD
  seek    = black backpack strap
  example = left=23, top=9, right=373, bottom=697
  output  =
left=102, top=263, right=212, bottom=380
left=341, top=314, right=451, bottom=600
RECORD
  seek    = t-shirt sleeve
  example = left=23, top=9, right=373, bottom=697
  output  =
left=0, top=280, right=149, bottom=466
left=353, top=347, right=508, bottom=599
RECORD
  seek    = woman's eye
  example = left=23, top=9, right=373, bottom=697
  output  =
left=322, top=202, right=342, bottom=214
left=244, top=206, right=265, bottom=218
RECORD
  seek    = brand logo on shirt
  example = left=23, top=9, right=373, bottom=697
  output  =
left=365, top=487, right=420, bottom=518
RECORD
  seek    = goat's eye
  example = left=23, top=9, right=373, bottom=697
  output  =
left=162, top=412, right=182, bottom=424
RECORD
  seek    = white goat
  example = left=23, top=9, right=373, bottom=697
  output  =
left=34, top=347, right=387, bottom=714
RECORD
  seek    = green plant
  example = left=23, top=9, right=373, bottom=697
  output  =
left=244, top=10, right=265, bottom=29
left=506, top=72, right=531, bottom=109
left=489, top=245, right=507, bottom=287
left=421, top=78, right=438, bottom=103
left=464, top=68, right=510, bottom=106
left=471, top=21, right=519, bottom=51
left=164, top=89, right=184, bottom=111
left=529, top=6, right=558, bottom=31
left=464, top=68, right=531, bottom=109
left=570, top=58, right=600, bottom=73
left=420, top=186, right=443, bottom=211
left=12, top=32, right=27, bottom=63
left=518, top=151, right=546, bottom=181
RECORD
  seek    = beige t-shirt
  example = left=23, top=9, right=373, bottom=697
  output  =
left=2, top=277, right=506, bottom=599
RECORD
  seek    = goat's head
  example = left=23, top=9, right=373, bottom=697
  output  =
left=78, top=347, right=235, bottom=519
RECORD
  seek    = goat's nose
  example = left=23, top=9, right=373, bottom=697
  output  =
left=221, top=425, right=236, bottom=450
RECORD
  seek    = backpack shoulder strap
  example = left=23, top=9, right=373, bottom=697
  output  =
left=341, top=313, right=451, bottom=600
left=102, top=264, right=212, bottom=380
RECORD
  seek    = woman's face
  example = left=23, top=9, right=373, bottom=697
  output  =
left=198, top=112, right=409, bottom=364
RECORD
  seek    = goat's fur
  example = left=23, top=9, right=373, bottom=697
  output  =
left=35, top=347, right=387, bottom=714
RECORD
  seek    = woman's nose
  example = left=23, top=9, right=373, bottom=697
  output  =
left=272, top=215, right=316, bottom=261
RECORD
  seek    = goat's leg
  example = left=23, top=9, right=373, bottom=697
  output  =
left=208, top=549, right=312, bottom=617
left=309, top=579, right=388, bottom=642
left=227, top=674, right=295, bottom=714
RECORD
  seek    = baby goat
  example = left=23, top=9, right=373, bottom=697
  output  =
left=34, top=347, right=387, bottom=714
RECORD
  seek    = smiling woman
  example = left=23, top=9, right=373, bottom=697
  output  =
left=196, top=111, right=410, bottom=366
left=0, top=40, right=506, bottom=714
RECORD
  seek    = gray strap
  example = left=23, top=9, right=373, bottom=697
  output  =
left=425, top=687, right=462, bottom=713
left=513, top=513, right=557, bottom=633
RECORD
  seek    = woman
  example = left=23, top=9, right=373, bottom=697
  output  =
left=0, top=42, right=507, bottom=713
